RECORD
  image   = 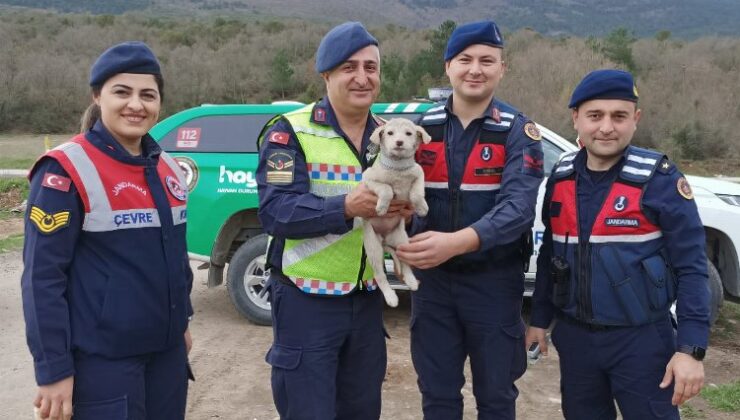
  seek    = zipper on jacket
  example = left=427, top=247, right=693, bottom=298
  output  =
left=357, top=246, right=368, bottom=290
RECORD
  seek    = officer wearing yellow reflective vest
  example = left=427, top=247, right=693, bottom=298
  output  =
left=256, top=22, right=411, bottom=419
left=526, top=69, right=710, bottom=419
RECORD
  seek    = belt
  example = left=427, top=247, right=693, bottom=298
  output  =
left=556, top=313, right=628, bottom=332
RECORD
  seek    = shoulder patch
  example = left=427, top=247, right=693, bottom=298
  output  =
left=41, top=172, right=71, bottom=192
left=29, top=206, right=70, bottom=234
left=266, top=150, right=295, bottom=185
left=677, top=177, right=694, bottom=200
left=524, top=122, right=542, bottom=141
left=522, top=145, right=544, bottom=177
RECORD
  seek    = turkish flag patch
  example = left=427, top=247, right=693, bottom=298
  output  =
left=521, top=146, right=544, bottom=177
left=269, top=131, right=290, bottom=145
left=41, top=172, right=71, bottom=192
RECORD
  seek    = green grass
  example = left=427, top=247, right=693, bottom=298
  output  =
left=0, top=177, right=29, bottom=194
left=680, top=404, right=705, bottom=418
left=0, top=156, right=34, bottom=169
left=710, top=300, right=740, bottom=346
left=702, top=380, right=740, bottom=412
left=0, top=234, right=23, bottom=253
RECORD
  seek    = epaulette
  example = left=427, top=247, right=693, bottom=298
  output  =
left=619, top=146, right=666, bottom=184
left=551, top=151, right=578, bottom=179
left=419, top=104, right=447, bottom=126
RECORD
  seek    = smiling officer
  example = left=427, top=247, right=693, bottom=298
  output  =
left=526, top=69, right=710, bottom=419
left=21, top=42, right=193, bottom=420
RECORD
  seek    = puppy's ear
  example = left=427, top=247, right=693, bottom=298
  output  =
left=370, top=125, right=384, bottom=145
left=416, top=125, right=432, bottom=144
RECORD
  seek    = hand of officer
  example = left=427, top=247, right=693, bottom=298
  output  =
left=525, top=326, right=549, bottom=357
left=344, top=183, right=379, bottom=219
left=345, top=183, right=410, bottom=219
left=396, top=228, right=479, bottom=269
left=659, top=352, right=704, bottom=405
left=184, top=328, right=193, bottom=354
left=34, top=376, right=73, bottom=420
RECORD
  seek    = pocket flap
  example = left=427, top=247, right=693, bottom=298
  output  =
left=642, top=255, right=667, bottom=287
left=265, top=344, right=302, bottom=370
left=501, top=320, right=525, bottom=339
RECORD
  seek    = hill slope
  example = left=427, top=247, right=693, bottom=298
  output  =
left=1, top=0, right=739, bottom=38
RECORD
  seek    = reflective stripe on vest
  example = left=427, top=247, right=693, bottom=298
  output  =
left=48, top=135, right=187, bottom=232
left=274, top=104, right=375, bottom=294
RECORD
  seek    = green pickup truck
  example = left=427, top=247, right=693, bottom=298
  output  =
left=151, top=102, right=729, bottom=326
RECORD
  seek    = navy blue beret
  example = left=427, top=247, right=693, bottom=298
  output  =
left=315, top=22, right=378, bottom=73
left=89, top=41, right=161, bottom=86
left=444, top=20, right=504, bottom=61
left=569, top=69, right=639, bottom=108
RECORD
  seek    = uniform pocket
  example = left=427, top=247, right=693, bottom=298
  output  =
left=642, top=254, right=673, bottom=310
left=265, top=344, right=302, bottom=370
left=501, top=319, right=527, bottom=382
left=73, top=395, right=127, bottom=420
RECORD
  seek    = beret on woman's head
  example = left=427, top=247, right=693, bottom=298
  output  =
left=89, top=41, right=161, bottom=87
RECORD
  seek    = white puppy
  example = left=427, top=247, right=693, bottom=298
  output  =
left=363, top=118, right=430, bottom=307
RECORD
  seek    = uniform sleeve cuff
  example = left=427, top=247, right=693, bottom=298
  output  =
left=469, top=220, right=494, bottom=251
left=677, top=320, right=710, bottom=349
left=323, top=195, right=353, bottom=233
left=530, top=306, right=555, bottom=329
left=35, top=354, right=75, bottom=386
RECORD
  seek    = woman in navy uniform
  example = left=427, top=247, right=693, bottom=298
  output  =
left=21, top=42, right=194, bottom=420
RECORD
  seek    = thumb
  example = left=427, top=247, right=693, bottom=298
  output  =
left=659, top=363, right=674, bottom=388
left=540, top=338, right=549, bottom=356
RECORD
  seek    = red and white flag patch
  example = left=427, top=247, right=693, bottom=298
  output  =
left=41, top=172, right=71, bottom=192
left=269, top=131, right=290, bottom=145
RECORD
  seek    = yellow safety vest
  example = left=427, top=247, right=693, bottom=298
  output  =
left=263, top=103, right=375, bottom=295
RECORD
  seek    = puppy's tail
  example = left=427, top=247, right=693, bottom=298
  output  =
left=383, top=246, right=404, bottom=281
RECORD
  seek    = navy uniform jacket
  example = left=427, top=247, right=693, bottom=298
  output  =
left=21, top=122, right=194, bottom=386
left=413, top=96, right=544, bottom=276
left=531, top=147, right=710, bottom=348
left=257, top=97, right=381, bottom=278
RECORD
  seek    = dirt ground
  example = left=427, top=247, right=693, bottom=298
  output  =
left=0, top=213, right=738, bottom=419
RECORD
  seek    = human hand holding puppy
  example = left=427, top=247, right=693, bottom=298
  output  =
left=396, top=228, right=480, bottom=270
left=344, top=182, right=412, bottom=219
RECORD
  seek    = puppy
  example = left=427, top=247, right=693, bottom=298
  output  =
left=363, top=118, right=430, bottom=307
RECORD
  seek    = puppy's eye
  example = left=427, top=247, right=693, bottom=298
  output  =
left=387, top=131, right=394, bottom=136
left=405, top=131, right=412, bottom=136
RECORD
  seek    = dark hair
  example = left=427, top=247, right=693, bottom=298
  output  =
left=79, top=73, right=165, bottom=133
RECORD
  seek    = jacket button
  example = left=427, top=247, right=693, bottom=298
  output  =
left=171, top=304, right=177, bottom=309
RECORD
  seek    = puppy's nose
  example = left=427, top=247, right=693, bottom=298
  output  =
left=396, top=140, right=404, bottom=147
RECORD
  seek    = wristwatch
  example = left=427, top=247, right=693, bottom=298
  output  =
left=677, top=345, right=706, bottom=361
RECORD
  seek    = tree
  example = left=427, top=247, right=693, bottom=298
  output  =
left=601, top=27, right=637, bottom=72
left=270, top=49, right=294, bottom=99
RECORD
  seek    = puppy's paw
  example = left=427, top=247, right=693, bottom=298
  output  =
left=405, top=275, right=419, bottom=291
left=415, top=201, right=429, bottom=217
left=376, top=202, right=389, bottom=216
left=384, top=290, right=399, bottom=307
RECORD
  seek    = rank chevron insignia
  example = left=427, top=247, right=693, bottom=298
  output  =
left=29, top=206, right=71, bottom=234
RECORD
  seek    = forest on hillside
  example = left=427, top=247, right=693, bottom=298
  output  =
left=0, top=10, right=738, bottom=160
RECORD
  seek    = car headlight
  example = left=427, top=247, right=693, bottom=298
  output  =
left=717, top=194, right=740, bottom=206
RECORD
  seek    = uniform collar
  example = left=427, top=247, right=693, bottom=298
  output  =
left=311, top=96, right=380, bottom=147
left=573, top=146, right=628, bottom=178
left=444, top=95, right=501, bottom=123
left=87, top=120, right=162, bottom=166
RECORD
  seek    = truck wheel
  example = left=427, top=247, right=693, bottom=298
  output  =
left=227, top=234, right=272, bottom=326
left=708, top=260, right=724, bottom=326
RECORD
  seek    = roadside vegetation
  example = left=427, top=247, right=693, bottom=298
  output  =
left=0, top=11, right=739, bottom=163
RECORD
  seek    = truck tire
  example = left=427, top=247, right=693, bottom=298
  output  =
left=708, top=260, right=724, bottom=326
left=227, top=234, right=272, bottom=326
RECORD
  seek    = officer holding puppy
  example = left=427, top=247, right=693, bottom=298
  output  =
left=257, top=22, right=410, bottom=419
left=526, top=69, right=710, bottom=419
left=396, top=20, right=544, bottom=419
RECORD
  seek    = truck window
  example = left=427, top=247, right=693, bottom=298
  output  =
left=159, top=114, right=278, bottom=153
